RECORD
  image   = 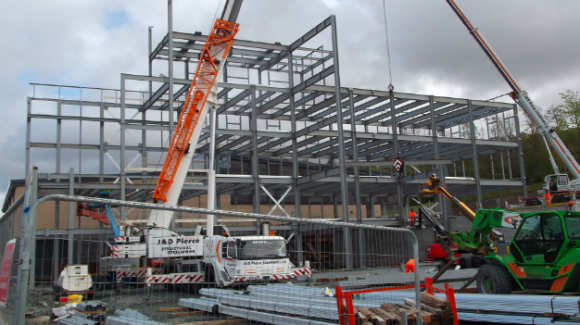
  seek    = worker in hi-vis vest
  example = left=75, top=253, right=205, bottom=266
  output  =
left=409, top=209, right=417, bottom=227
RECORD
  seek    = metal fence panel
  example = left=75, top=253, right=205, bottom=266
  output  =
left=9, top=195, right=422, bottom=325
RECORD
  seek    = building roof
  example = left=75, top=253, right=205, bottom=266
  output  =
left=2, top=179, right=25, bottom=213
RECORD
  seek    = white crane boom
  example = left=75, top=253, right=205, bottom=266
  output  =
left=446, top=0, right=580, bottom=180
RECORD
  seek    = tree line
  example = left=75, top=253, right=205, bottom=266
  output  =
left=447, top=90, right=580, bottom=186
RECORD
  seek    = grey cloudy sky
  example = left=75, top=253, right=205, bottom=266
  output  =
left=1, top=0, right=579, bottom=208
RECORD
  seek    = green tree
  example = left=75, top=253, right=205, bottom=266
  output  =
left=553, top=90, right=580, bottom=161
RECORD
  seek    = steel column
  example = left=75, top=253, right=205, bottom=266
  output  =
left=467, top=100, right=483, bottom=208
left=99, top=103, right=105, bottom=183
left=68, top=167, right=74, bottom=264
left=330, top=15, right=352, bottom=269
left=167, top=0, right=174, bottom=139
left=148, top=26, right=153, bottom=98
left=251, top=86, right=261, bottom=233
left=287, top=51, right=304, bottom=265
left=25, top=98, right=31, bottom=174
left=56, top=99, right=62, bottom=173
left=120, top=75, right=127, bottom=219
left=348, top=88, right=365, bottom=268
left=429, top=95, right=449, bottom=230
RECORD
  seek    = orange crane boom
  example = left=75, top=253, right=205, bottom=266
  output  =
left=153, top=19, right=239, bottom=202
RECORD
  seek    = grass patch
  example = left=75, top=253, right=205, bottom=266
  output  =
left=457, top=183, right=544, bottom=203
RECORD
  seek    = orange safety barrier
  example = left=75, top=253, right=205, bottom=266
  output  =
left=335, top=276, right=458, bottom=325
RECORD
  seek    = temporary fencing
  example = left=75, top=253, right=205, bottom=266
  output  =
left=5, top=194, right=422, bottom=325
left=335, top=277, right=458, bottom=325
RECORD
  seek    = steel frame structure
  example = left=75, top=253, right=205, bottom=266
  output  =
left=11, top=13, right=527, bottom=268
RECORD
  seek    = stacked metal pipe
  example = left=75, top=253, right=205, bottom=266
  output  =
left=436, top=293, right=580, bottom=315
left=179, top=296, right=220, bottom=313
left=105, top=308, right=168, bottom=325
left=57, top=315, right=99, bottom=325
left=181, top=285, right=344, bottom=324
left=77, top=301, right=107, bottom=312
left=356, top=289, right=580, bottom=324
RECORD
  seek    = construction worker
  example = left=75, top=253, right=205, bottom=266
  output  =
left=428, top=174, right=441, bottom=190
left=409, top=209, right=417, bottom=227
left=405, top=259, right=415, bottom=273
left=545, top=190, right=552, bottom=205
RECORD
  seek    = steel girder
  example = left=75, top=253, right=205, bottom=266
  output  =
left=233, top=136, right=272, bottom=155
left=396, top=102, right=462, bottom=128
left=271, top=92, right=320, bottom=119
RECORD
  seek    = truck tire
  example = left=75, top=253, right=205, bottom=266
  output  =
left=187, top=284, right=201, bottom=295
left=205, top=266, right=215, bottom=285
left=460, top=257, right=473, bottom=269
left=476, top=263, right=512, bottom=294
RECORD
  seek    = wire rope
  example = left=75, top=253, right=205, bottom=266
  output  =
left=382, top=0, right=394, bottom=90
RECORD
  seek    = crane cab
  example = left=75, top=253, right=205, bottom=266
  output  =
left=544, top=174, right=571, bottom=193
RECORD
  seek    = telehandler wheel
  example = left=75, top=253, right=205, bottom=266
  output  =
left=476, top=263, right=512, bottom=294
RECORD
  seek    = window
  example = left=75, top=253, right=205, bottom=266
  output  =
left=543, top=214, right=564, bottom=253
left=514, top=214, right=564, bottom=261
left=238, top=240, right=287, bottom=260
left=182, top=263, right=198, bottom=273
left=565, top=216, right=580, bottom=239
left=227, top=241, right=237, bottom=259
left=558, top=175, right=569, bottom=185
left=515, top=215, right=543, bottom=256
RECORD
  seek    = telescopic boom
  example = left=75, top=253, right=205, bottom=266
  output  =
left=446, top=0, right=580, bottom=179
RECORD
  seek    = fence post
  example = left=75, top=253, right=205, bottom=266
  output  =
left=335, top=286, right=346, bottom=325
left=345, top=292, right=356, bottom=325
left=14, top=167, right=38, bottom=325
left=425, top=277, right=434, bottom=295
left=444, top=283, right=459, bottom=325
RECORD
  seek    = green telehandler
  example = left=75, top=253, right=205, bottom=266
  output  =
left=419, top=176, right=580, bottom=294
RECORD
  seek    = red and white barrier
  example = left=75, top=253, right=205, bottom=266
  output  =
left=172, top=273, right=204, bottom=283
left=292, top=268, right=311, bottom=276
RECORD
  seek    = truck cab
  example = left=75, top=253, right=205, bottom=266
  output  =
left=204, top=235, right=296, bottom=286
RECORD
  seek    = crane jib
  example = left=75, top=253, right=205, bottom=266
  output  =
left=153, top=20, right=240, bottom=202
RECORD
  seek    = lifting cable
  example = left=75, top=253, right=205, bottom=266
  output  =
left=382, top=0, right=394, bottom=92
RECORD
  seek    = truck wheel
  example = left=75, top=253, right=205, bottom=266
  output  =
left=188, top=284, right=201, bottom=295
left=205, top=266, right=215, bottom=286
left=460, top=257, right=473, bottom=269
left=476, top=264, right=512, bottom=294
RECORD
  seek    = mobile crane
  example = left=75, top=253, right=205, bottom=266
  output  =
left=104, top=0, right=310, bottom=292
left=419, top=177, right=580, bottom=294
left=446, top=0, right=580, bottom=204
